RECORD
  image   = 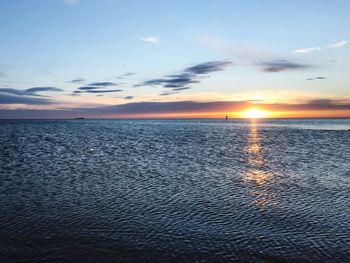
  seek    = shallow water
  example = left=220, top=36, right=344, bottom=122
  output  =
left=0, top=119, right=349, bottom=262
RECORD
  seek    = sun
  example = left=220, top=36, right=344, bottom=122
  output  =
left=241, top=108, right=269, bottom=119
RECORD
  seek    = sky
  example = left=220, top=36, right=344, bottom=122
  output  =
left=0, top=0, right=349, bottom=118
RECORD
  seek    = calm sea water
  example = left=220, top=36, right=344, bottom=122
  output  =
left=0, top=118, right=349, bottom=262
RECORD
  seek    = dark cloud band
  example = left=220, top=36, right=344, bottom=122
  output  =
left=0, top=99, right=349, bottom=118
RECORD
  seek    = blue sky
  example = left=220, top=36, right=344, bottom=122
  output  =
left=0, top=0, right=349, bottom=117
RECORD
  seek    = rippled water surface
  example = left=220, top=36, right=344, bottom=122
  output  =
left=0, top=119, right=349, bottom=262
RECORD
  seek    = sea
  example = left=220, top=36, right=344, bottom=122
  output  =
left=0, top=118, right=349, bottom=262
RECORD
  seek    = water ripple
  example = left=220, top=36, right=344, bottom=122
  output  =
left=0, top=119, right=349, bottom=262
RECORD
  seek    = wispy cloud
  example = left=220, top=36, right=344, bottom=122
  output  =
left=117, top=72, right=136, bottom=79
left=260, top=60, right=310, bottom=72
left=78, top=86, right=102, bottom=91
left=136, top=61, right=232, bottom=92
left=294, top=40, right=348, bottom=53
left=306, top=77, right=326, bottom=81
left=26, top=87, right=63, bottom=94
left=159, top=91, right=179, bottom=96
left=73, top=83, right=121, bottom=95
left=171, top=87, right=191, bottom=91
left=139, top=36, right=159, bottom=44
left=88, top=82, right=117, bottom=86
left=82, top=89, right=122, bottom=93
left=0, top=86, right=62, bottom=105
left=185, top=61, right=233, bottom=75
left=67, top=78, right=85, bottom=83
left=0, top=87, right=63, bottom=97
left=122, top=72, right=136, bottom=77
left=64, top=0, right=79, bottom=6
left=0, top=94, right=54, bottom=105
left=329, top=40, right=347, bottom=48
left=139, top=73, right=199, bottom=89
left=293, top=47, right=322, bottom=54
left=72, top=88, right=122, bottom=95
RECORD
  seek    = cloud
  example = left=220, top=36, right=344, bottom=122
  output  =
left=307, top=99, right=335, bottom=105
left=260, top=60, right=310, bottom=72
left=0, top=93, right=54, bottom=105
left=78, top=86, right=101, bottom=91
left=159, top=91, right=179, bottom=96
left=72, top=89, right=123, bottom=94
left=329, top=40, right=347, bottom=48
left=294, top=40, right=348, bottom=53
left=140, top=73, right=199, bottom=89
left=270, top=99, right=350, bottom=111
left=123, top=72, right=136, bottom=77
left=307, top=77, right=326, bottom=81
left=139, top=36, right=159, bottom=44
left=71, top=91, right=83, bottom=95
left=73, top=81, right=121, bottom=94
left=117, top=72, right=136, bottom=79
left=88, top=82, right=117, bottom=86
left=293, top=47, right=322, bottom=54
left=0, top=87, right=63, bottom=97
left=136, top=61, right=232, bottom=92
left=25, top=87, right=63, bottom=93
left=82, top=89, right=123, bottom=93
left=124, top=96, right=134, bottom=100
left=0, top=88, right=29, bottom=96
left=64, top=0, right=79, bottom=6
left=185, top=61, right=233, bottom=75
left=171, top=87, right=191, bottom=91
left=75, top=84, right=121, bottom=94
left=68, top=78, right=85, bottom=83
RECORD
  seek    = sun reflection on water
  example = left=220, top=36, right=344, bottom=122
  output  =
left=243, top=120, right=275, bottom=207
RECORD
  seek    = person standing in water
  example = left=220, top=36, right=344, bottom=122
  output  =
left=225, top=115, right=228, bottom=121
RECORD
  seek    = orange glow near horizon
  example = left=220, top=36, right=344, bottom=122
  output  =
left=75, top=106, right=349, bottom=119
left=91, top=109, right=349, bottom=119
left=240, top=108, right=270, bottom=119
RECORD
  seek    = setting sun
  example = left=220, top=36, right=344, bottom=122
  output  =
left=241, top=108, right=269, bottom=118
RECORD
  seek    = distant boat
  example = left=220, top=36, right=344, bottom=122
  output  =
left=75, top=117, right=85, bottom=120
